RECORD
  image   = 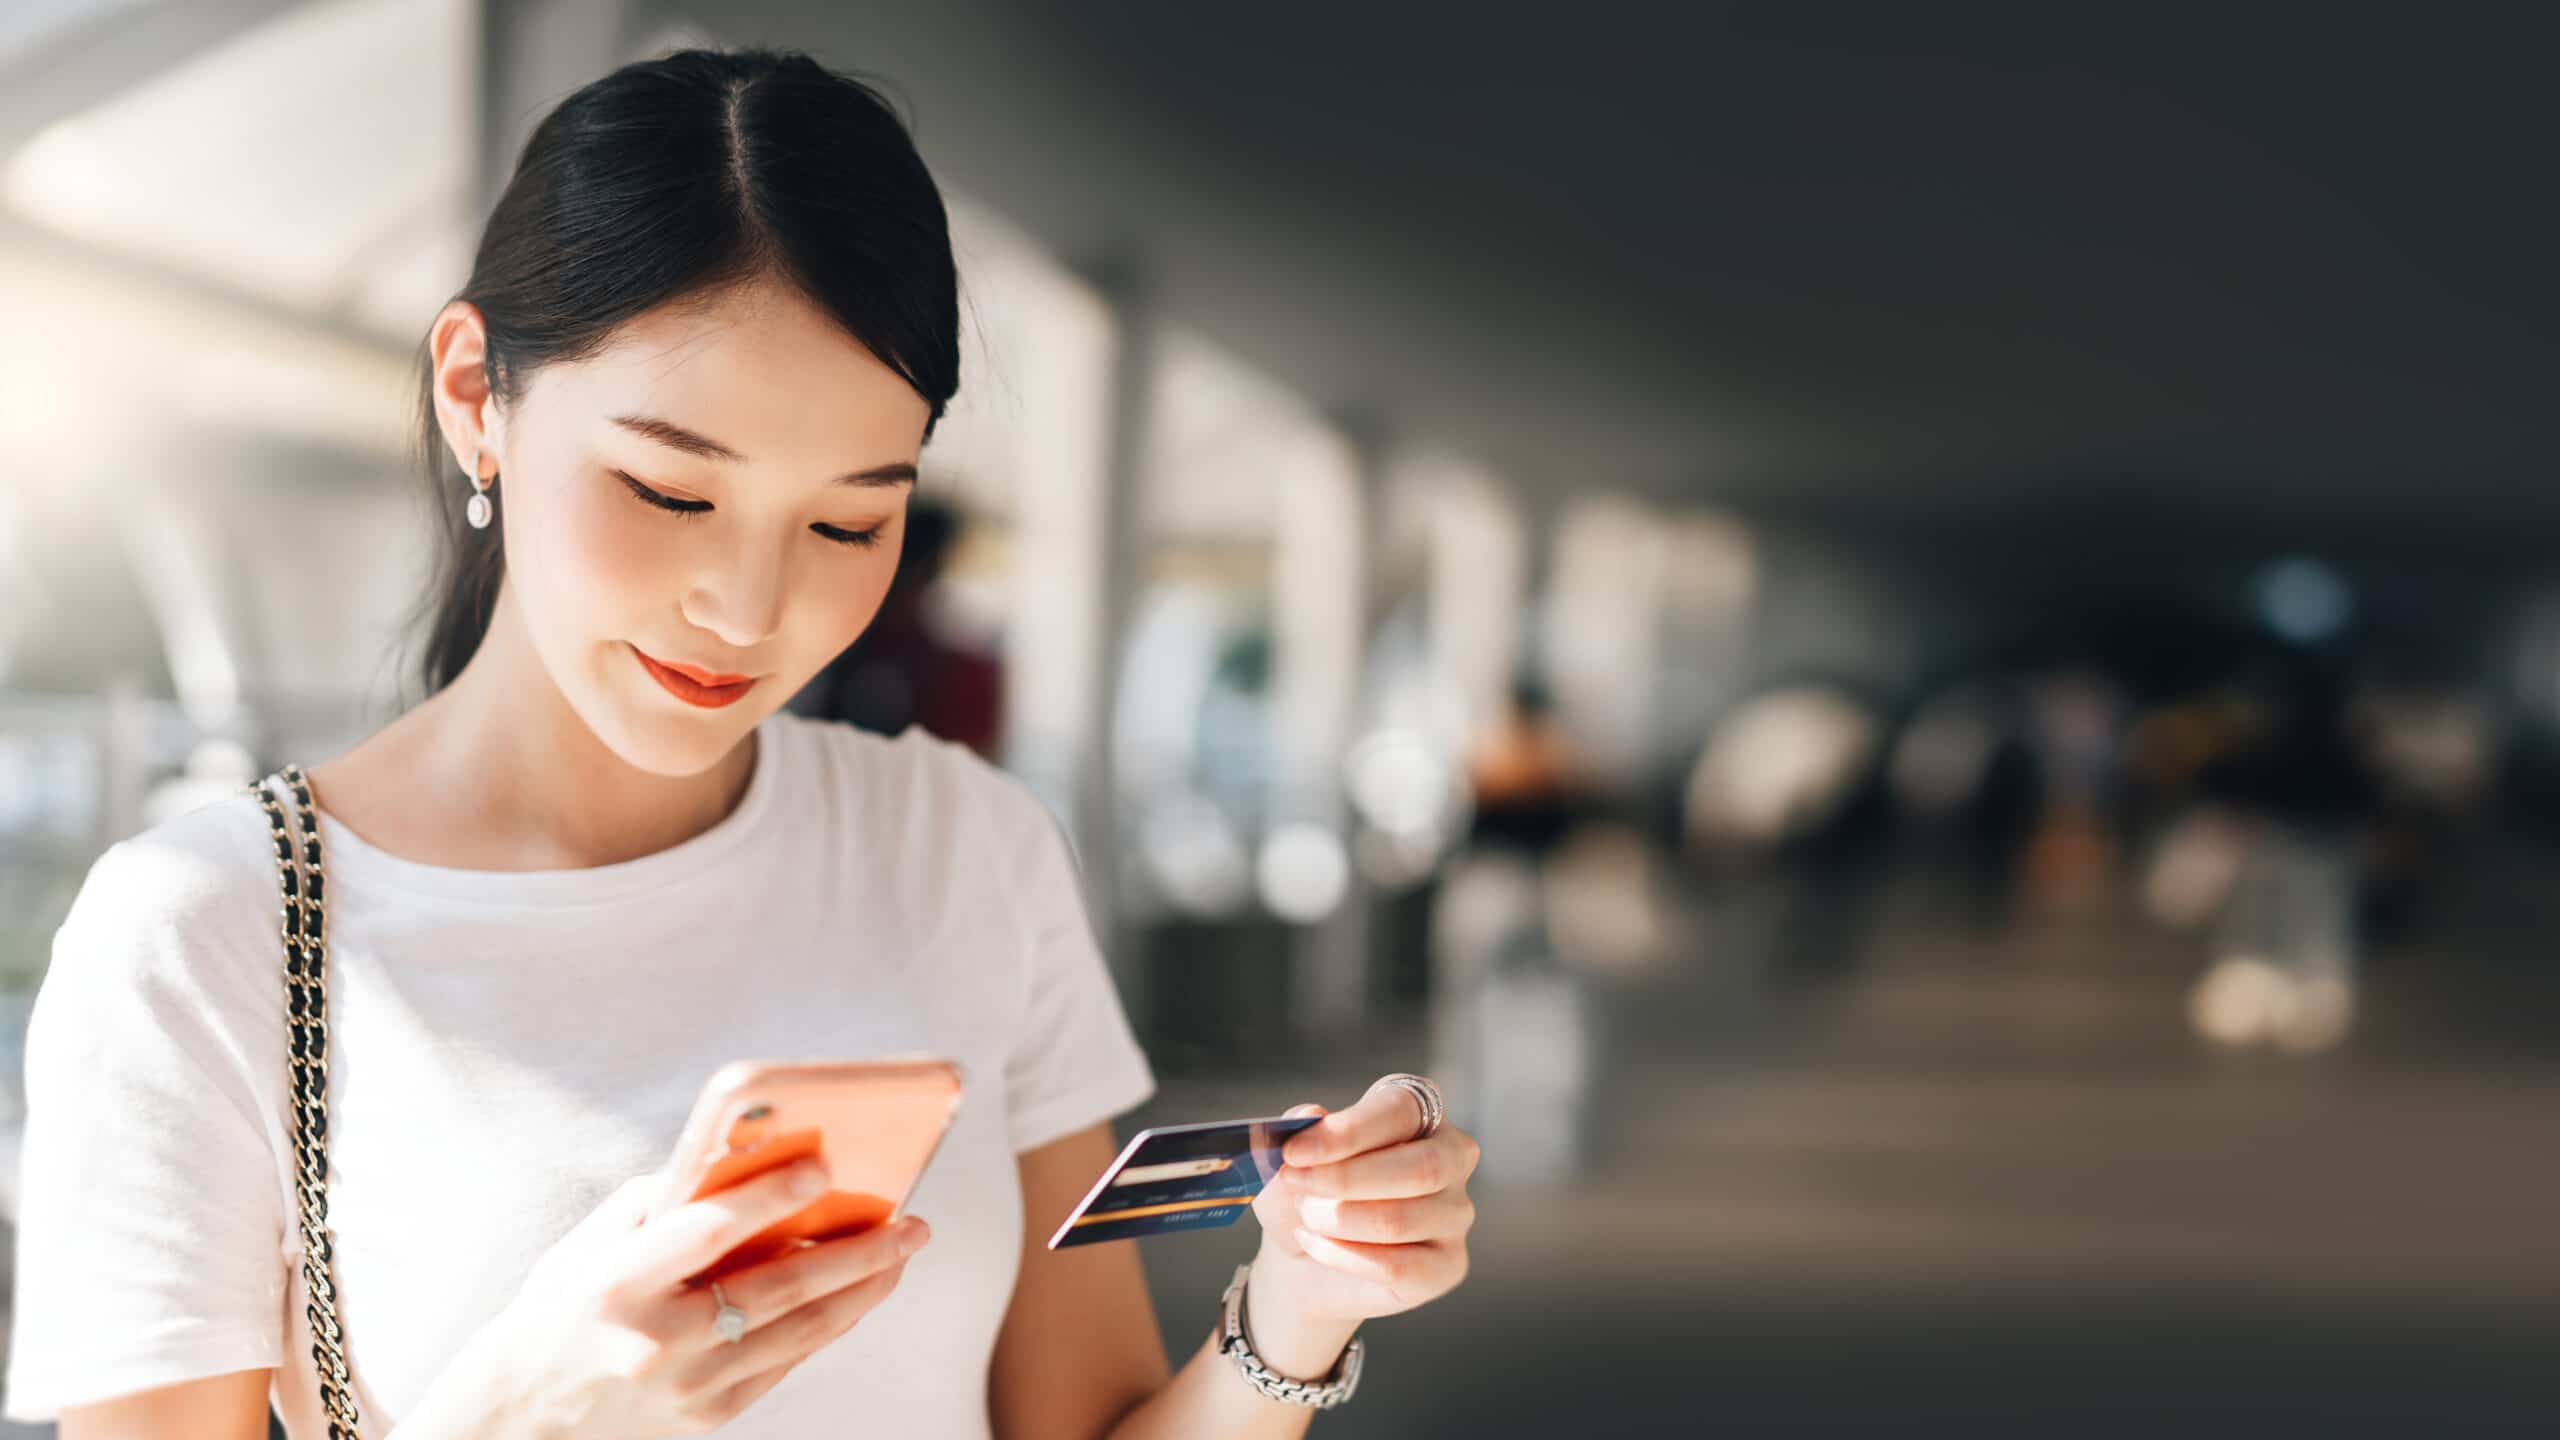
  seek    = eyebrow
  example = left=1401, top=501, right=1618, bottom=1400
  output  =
left=608, top=413, right=917, bottom=488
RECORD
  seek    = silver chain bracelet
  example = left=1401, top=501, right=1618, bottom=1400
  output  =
left=1215, top=1263, right=1364, bottom=1409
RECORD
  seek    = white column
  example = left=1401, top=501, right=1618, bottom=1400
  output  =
left=1001, top=267, right=1150, bottom=999
left=1545, top=496, right=1666, bottom=793
left=1268, top=424, right=1369, bottom=1028
left=1409, top=453, right=1525, bottom=748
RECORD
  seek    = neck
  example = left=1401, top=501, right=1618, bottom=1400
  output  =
left=368, top=583, right=759, bottom=871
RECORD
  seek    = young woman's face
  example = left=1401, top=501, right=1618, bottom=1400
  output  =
left=492, top=277, right=931, bottom=776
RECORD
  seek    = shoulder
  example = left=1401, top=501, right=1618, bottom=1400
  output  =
left=775, top=714, right=1066, bottom=855
left=42, top=792, right=281, bottom=1018
left=67, top=792, right=274, bottom=934
left=16, top=797, right=290, bottom=1227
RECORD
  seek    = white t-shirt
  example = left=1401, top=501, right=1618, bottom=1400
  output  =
left=2, top=713, right=1156, bottom=1436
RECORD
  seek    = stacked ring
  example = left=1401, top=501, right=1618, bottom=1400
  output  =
left=1369, top=1072, right=1446, bottom=1143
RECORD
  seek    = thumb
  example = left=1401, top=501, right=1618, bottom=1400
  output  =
left=583, top=1174, right=660, bottom=1232
left=1257, top=1112, right=1321, bottom=1230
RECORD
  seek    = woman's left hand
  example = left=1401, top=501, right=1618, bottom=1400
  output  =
left=1246, top=1078, right=1478, bottom=1335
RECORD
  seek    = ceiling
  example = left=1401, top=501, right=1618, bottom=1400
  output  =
left=698, top=1, right=2554, bottom=550
left=6, top=0, right=2550, bottom=559
left=2, top=0, right=473, bottom=347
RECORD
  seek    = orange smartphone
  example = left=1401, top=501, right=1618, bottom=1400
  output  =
left=650, top=1057, right=965, bottom=1284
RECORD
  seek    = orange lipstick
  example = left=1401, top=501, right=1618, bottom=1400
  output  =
left=632, top=644, right=757, bottom=708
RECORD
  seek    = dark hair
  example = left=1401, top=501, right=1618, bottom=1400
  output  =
left=410, top=47, right=960, bottom=695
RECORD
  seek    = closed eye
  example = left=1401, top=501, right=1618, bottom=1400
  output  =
left=616, top=470, right=709, bottom=515
left=618, top=471, right=888, bottom=548
left=813, top=522, right=887, bottom=549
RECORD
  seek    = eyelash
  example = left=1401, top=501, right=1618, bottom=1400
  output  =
left=615, top=471, right=885, bottom=549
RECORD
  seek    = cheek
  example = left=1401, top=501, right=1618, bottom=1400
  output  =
left=804, top=549, right=899, bottom=649
left=527, top=478, right=681, bottom=624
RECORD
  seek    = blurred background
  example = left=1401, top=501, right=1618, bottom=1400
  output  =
left=2, top=2, right=2557, bottom=1434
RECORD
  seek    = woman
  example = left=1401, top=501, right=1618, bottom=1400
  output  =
left=2, top=48, right=1476, bottom=1438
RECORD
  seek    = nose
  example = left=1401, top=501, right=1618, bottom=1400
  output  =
left=680, top=533, right=788, bottom=652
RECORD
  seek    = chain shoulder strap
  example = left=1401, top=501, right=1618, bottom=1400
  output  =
left=252, top=765, right=363, bottom=1438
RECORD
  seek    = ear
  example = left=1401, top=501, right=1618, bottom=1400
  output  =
left=428, top=299, right=503, bottom=480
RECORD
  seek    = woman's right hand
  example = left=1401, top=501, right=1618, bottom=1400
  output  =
left=417, top=1156, right=931, bottom=1438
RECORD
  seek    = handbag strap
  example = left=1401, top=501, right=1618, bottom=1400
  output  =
left=252, top=765, right=363, bottom=1436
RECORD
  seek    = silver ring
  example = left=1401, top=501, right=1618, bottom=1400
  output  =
left=709, top=1282, right=748, bottom=1344
left=1370, top=1072, right=1445, bottom=1143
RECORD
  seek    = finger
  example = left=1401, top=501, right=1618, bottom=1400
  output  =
left=715, top=1216, right=930, bottom=1322
left=686, top=1363, right=783, bottom=1424
left=1250, top=1165, right=1307, bottom=1239
left=1265, top=1104, right=1325, bottom=1198
left=620, top=1157, right=831, bottom=1291
left=1285, top=1129, right=1478, bottom=1200
left=688, top=1257, right=910, bottom=1392
left=573, top=1175, right=659, bottom=1236
left=703, top=1365, right=792, bottom=1430
left=605, top=1175, right=658, bottom=1227
left=1291, top=1230, right=1468, bottom=1310
left=1282, top=1083, right=1428, bottom=1167
left=1295, top=1190, right=1476, bottom=1245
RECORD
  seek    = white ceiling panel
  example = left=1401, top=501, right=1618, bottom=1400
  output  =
left=3, top=0, right=473, bottom=338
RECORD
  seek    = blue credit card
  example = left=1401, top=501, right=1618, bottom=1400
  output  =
left=1047, top=1114, right=1320, bottom=1248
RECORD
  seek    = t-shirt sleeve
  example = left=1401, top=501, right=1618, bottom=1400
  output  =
left=3, top=834, right=287, bottom=1422
left=981, top=772, right=1157, bottom=1155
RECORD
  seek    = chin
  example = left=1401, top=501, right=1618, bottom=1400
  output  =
left=573, top=680, right=768, bottom=779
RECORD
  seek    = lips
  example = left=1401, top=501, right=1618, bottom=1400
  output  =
left=632, top=645, right=758, bottom=708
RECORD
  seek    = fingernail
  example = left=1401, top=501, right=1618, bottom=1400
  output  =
left=790, top=1161, right=828, bottom=1197
left=1281, top=1166, right=1309, bottom=1187
left=1295, top=1227, right=1325, bottom=1252
left=900, top=1219, right=931, bottom=1256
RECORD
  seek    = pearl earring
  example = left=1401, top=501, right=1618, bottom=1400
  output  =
left=465, top=454, right=496, bottom=530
